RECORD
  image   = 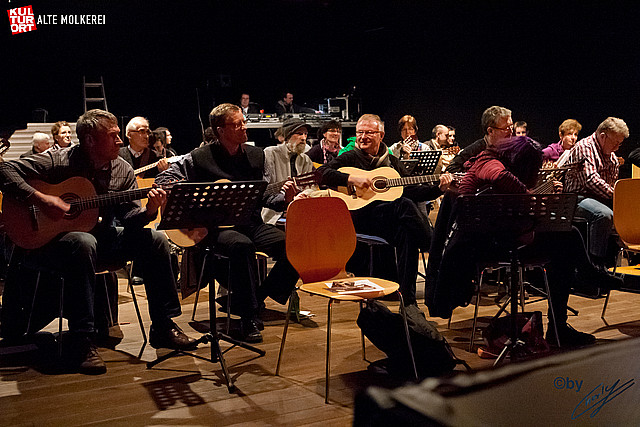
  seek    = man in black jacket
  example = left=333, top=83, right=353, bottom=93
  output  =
left=318, top=114, right=452, bottom=306
left=155, top=103, right=299, bottom=343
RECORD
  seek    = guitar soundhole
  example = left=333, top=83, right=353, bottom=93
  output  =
left=372, top=178, right=388, bottom=192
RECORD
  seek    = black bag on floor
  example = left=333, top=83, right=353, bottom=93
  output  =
left=356, top=300, right=456, bottom=378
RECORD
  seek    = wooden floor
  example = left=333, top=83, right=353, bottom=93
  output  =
left=2, top=271, right=640, bottom=426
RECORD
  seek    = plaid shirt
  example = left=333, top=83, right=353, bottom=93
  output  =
left=565, top=132, right=618, bottom=201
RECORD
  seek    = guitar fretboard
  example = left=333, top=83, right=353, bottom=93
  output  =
left=70, top=187, right=151, bottom=211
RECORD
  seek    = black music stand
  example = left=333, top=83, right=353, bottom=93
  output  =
left=147, top=181, right=268, bottom=393
left=409, top=150, right=442, bottom=175
left=456, top=193, right=577, bottom=365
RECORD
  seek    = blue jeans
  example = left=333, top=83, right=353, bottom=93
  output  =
left=574, top=197, right=614, bottom=259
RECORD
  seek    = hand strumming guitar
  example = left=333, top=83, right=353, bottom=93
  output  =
left=281, top=179, right=297, bottom=204
left=347, top=174, right=372, bottom=191
left=29, top=191, right=70, bottom=221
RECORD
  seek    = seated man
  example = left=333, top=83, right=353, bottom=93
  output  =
left=262, top=118, right=315, bottom=224
left=0, top=109, right=196, bottom=374
left=20, top=132, right=51, bottom=158
left=318, top=113, right=452, bottom=306
left=119, top=116, right=169, bottom=178
left=564, top=117, right=629, bottom=269
left=446, top=105, right=513, bottom=173
left=155, top=103, right=300, bottom=343
left=542, top=119, right=582, bottom=166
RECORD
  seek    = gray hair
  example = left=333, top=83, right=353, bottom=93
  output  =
left=32, top=132, right=49, bottom=143
left=125, top=116, right=149, bottom=138
left=76, top=109, right=118, bottom=144
left=597, top=117, right=629, bottom=139
left=481, top=106, right=512, bottom=135
left=357, top=114, right=385, bottom=132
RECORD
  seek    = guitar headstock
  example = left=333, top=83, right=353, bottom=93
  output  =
left=293, top=169, right=321, bottom=189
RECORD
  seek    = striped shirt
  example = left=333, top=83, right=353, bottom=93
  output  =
left=564, top=132, right=618, bottom=201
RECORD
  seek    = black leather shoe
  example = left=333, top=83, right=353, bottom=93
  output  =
left=70, top=334, right=107, bottom=375
left=150, top=322, right=198, bottom=351
left=131, top=276, right=144, bottom=286
left=547, top=324, right=596, bottom=348
left=240, top=318, right=263, bottom=343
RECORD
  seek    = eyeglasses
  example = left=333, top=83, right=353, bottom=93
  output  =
left=491, top=124, right=513, bottom=132
left=224, top=120, right=247, bottom=130
left=131, top=128, right=151, bottom=135
left=326, top=128, right=341, bottom=133
left=355, top=130, right=380, bottom=137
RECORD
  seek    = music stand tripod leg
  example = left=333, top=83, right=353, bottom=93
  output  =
left=494, top=251, right=527, bottom=367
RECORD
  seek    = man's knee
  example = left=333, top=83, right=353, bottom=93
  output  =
left=59, top=232, right=97, bottom=258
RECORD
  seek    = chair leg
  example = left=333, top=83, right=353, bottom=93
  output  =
left=275, top=289, right=295, bottom=376
left=541, top=268, right=560, bottom=347
left=128, top=271, right=147, bottom=346
left=325, top=298, right=333, bottom=404
left=57, top=275, right=64, bottom=359
left=602, top=250, right=623, bottom=319
left=397, top=291, right=418, bottom=380
left=359, top=301, right=366, bottom=361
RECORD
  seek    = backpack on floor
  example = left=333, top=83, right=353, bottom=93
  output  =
left=357, top=300, right=456, bottom=379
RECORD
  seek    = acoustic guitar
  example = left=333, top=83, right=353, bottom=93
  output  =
left=163, top=170, right=322, bottom=248
left=1, top=176, right=169, bottom=249
left=327, top=166, right=463, bottom=210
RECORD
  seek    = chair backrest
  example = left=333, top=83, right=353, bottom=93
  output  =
left=286, top=197, right=356, bottom=284
left=613, top=178, right=640, bottom=245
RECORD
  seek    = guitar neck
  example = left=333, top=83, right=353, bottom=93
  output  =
left=70, top=187, right=151, bottom=211
left=134, top=160, right=161, bottom=175
left=385, top=174, right=443, bottom=188
left=264, top=171, right=318, bottom=196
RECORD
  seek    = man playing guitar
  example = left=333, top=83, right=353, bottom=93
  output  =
left=0, top=109, right=196, bottom=374
left=317, top=113, right=453, bottom=306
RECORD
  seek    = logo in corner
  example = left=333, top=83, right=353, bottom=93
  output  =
left=8, top=5, right=37, bottom=35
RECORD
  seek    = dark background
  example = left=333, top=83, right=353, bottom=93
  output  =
left=2, top=0, right=639, bottom=159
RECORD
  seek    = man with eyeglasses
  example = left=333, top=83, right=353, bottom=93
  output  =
left=155, top=103, right=300, bottom=343
left=318, top=114, right=453, bottom=307
left=446, top=106, right=513, bottom=173
left=119, top=117, right=169, bottom=178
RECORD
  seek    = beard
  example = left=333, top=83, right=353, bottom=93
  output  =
left=287, top=139, right=306, bottom=155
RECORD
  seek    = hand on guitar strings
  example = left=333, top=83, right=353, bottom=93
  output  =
left=156, top=158, right=170, bottom=172
left=281, top=179, right=297, bottom=204
left=438, top=173, right=454, bottom=192
left=347, top=174, right=372, bottom=191
left=30, top=191, right=70, bottom=221
left=145, top=185, right=167, bottom=219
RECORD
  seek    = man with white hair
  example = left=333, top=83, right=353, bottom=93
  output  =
left=262, top=118, right=315, bottom=224
left=318, top=114, right=453, bottom=307
left=446, top=106, right=513, bottom=173
left=20, top=132, right=51, bottom=158
left=565, top=117, right=630, bottom=270
left=119, top=116, right=168, bottom=178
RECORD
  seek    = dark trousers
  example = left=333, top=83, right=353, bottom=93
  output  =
left=205, top=223, right=299, bottom=318
left=518, top=227, right=592, bottom=327
left=350, top=197, right=431, bottom=305
left=25, top=227, right=181, bottom=334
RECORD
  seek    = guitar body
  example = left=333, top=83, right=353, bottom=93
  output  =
left=327, top=167, right=404, bottom=210
left=2, top=177, right=99, bottom=249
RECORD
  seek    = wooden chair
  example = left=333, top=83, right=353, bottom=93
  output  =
left=603, top=178, right=640, bottom=318
left=275, top=197, right=417, bottom=403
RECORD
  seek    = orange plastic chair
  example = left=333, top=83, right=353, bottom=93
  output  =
left=603, top=178, right=640, bottom=317
left=275, top=197, right=417, bottom=403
